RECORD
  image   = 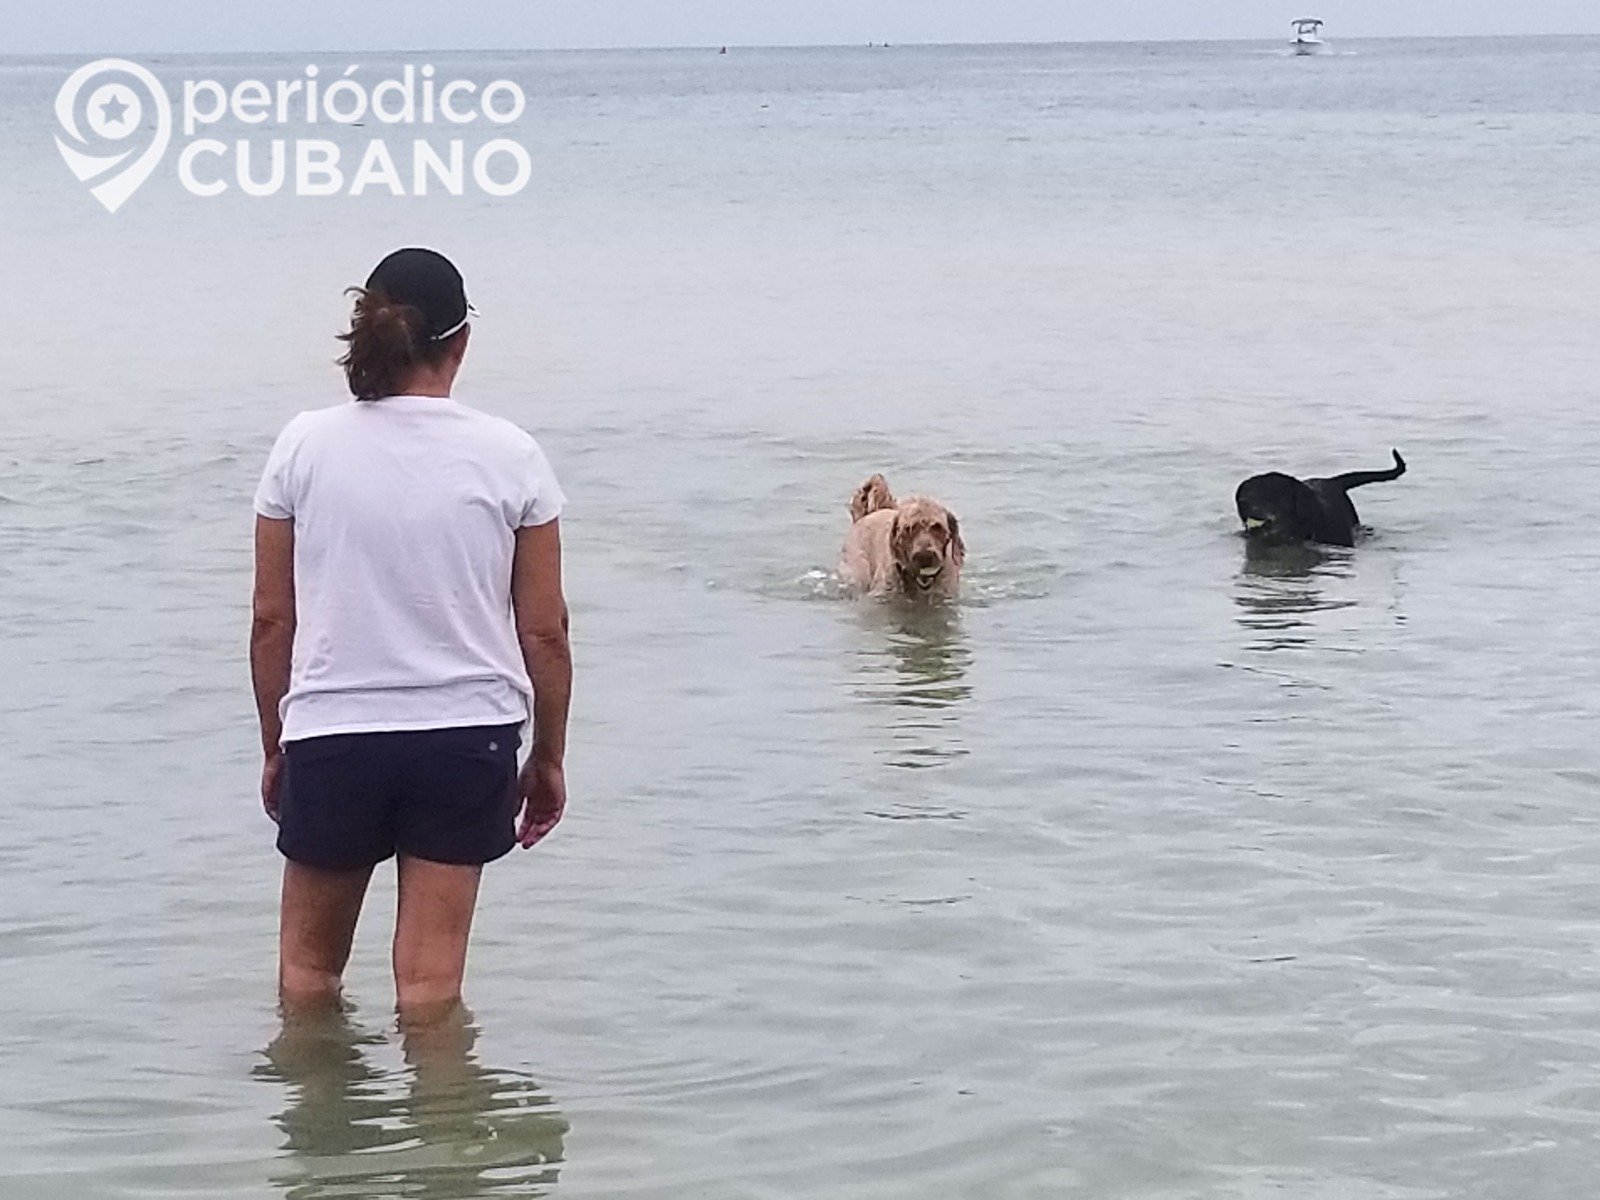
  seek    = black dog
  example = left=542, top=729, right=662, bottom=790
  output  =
left=1235, top=450, right=1407, bottom=547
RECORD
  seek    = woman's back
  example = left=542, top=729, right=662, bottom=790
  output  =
left=256, top=394, right=564, bottom=742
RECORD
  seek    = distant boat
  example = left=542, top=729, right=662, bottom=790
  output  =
left=1290, top=18, right=1327, bottom=55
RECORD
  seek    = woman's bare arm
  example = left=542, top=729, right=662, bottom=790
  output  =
left=251, top=515, right=296, bottom=816
left=511, top=518, right=571, bottom=845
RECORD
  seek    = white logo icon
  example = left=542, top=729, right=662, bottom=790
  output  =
left=54, top=58, right=171, bottom=213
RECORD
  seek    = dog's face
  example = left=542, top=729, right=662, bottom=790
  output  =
left=890, top=498, right=965, bottom=594
left=1235, top=473, right=1319, bottom=542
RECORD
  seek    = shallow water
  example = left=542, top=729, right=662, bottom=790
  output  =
left=5, top=36, right=1600, bottom=1199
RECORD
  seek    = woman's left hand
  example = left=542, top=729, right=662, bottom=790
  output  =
left=261, top=752, right=285, bottom=823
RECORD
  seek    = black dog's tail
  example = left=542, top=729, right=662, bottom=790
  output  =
left=1329, top=449, right=1406, bottom=492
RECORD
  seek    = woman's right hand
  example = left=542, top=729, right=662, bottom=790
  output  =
left=517, top=760, right=567, bottom=848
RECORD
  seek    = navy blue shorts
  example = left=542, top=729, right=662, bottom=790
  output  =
left=276, top=723, right=522, bottom=869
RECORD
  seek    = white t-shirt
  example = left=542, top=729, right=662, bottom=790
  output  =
left=254, top=395, right=565, bottom=744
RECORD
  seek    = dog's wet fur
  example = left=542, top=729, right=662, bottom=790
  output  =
left=1235, top=450, right=1407, bottom=547
left=839, top=474, right=965, bottom=600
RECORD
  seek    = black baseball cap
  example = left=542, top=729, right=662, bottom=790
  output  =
left=365, top=247, right=477, bottom=341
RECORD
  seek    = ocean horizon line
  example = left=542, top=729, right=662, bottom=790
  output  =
left=6, top=30, right=1600, bottom=62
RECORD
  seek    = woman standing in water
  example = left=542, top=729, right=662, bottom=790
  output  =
left=250, top=247, right=571, bottom=1021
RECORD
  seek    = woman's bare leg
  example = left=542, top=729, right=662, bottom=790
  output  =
left=393, top=855, right=483, bottom=1024
left=279, top=860, right=375, bottom=1013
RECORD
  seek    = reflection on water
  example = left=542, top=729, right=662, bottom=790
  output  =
left=1233, top=538, right=1357, bottom=652
left=851, top=602, right=972, bottom=772
left=255, top=1007, right=567, bottom=1200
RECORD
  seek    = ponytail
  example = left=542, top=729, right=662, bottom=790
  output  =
left=336, top=287, right=455, bottom=401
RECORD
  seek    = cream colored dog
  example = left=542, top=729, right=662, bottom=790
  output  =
left=838, top=474, right=965, bottom=600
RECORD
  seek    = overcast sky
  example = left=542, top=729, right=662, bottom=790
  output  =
left=18, top=0, right=1600, bottom=54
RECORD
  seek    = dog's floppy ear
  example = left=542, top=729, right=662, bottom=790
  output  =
left=889, top=510, right=911, bottom=563
left=947, top=511, right=965, bottom=567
